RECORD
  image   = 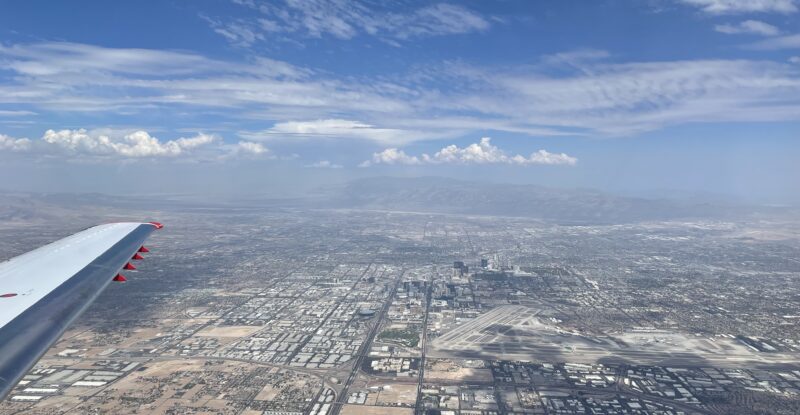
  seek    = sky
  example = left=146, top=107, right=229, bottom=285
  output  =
left=0, top=0, right=798, bottom=203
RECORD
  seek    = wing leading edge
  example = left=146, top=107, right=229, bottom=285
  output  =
left=0, top=222, right=161, bottom=399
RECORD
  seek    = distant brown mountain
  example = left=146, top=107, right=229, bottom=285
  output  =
left=0, top=177, right=788, bottom=225
left=317, top=176, right=757, bottom=224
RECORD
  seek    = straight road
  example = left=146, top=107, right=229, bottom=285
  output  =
left=329, top=272, right=402, bottom=415
left=413, top=280, right=433, bottom=414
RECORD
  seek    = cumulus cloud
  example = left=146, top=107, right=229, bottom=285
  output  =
left=41, top=129, right=218, bottom=157
left=431, top=138, right=510, bottom=164
left=306, top=160, right=343, bottom=168
left=235, top=141, right=269, bottom=155
left=678, top=0, right=798, bottom=14
left=361, top=138, right=577, bottom=167
left=0, top=129, right=274, bottom=161
left=0, top=134, right=32, bottom=151
left=360, top=148, right=421, bottom=167
left=526, top=149, right=580, bottom=165
left=715, top=20, right=780, bottom=35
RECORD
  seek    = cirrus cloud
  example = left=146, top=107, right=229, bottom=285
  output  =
left=1, top=42, right=800, bottom=141
left=306, top=160, right=343, bottom=168
left=745, top=33, right=800, bottom=49
left=678, top=0, right=798, bottom=14
left=715, top=20, right=781, bottom=35
left=241, top=119, right=432, bottom=146
left=220, top=0, right=490, bottom=44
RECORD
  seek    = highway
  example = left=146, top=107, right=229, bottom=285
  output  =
left=329, top=272, right=402, bottom=415
left=413, top=280, right=433, bottom=414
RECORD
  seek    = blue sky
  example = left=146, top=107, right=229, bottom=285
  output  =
left=0, top=0, right=798, bottom=202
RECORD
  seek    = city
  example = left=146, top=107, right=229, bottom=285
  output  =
left=1, top=0, right=799, bottom=414
left=1, top=205, right=798, bottom=414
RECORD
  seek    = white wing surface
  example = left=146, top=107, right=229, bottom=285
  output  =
left=0, top=222, right=162, bottom=399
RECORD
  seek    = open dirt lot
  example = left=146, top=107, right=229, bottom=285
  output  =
left=341, top=404, right=414, bottom=415
left=374, top=383, right=418, bottom=406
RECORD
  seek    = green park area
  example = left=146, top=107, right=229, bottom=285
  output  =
left=377, top=328, right=419, bottom=348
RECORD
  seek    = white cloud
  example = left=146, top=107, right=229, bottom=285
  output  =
left=0, top=42, right=220, bottom=77
left=540, top=49, right=612, bottom=69
left=234, top=141, right=269, bottom=155
left=678, top=0, right=798, bottom=14
left=715, top=20, right=780, bottom=35
left=525, top=149, right=579, bottom=165
left=1, top=42, right=800, bottom=141
left=0, top=129, right=276, bottom=161
left=431, top=137, right=511, bottom=164
left=362, top=138, right=577, bottom=167
left=306, top=160, right=343, bottom=168
left=0, top=134, right=32, bottom=151
left=243, top=119, right=421, bottom=145
left=437, top=59, right=800, bottom=135
left=790, top=56, right=800, bottom=63
left=392, top=3, right=491, bottom=39
left=202, top=17, right=265, bottom=47
left=41, top=129, right=218, bottom=157
left=746, top=33, right=800, bottom=49
left=0, top=110, right=37, bottom=117
left=223, top=0, right=489, bottom=42
left=0, top=41, right=309, bottom=83
left=360, top=148, right=421, bottom=167
left=0, top=41, right=406, bottom=115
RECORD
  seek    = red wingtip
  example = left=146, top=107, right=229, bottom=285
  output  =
left=148, top=222, right=164, bottom=230
left=113, top=274, right=127, bottom=282
left=132, top=253, right=144, bottom=260
left=138, top=246, right=150, bottom=253
left=124, top=262, right=137, bottom=270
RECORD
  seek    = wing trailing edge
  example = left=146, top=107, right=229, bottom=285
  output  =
left=0, top=222, right=161, bottom=400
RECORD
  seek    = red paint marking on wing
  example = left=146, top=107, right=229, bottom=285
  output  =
left=113, top=274, right=127, bottom=282
left=1, top=293, right=17, bottom=298
left=123, top=262, right=137, bottom=270
left=148, top=222, right=164, bottom=230
left=131, top=253, right=144, bottom=260
left=138, top=246, right=150, bottom=253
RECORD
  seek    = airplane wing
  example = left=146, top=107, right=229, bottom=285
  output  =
left=0, top=222, right=162, bottom=400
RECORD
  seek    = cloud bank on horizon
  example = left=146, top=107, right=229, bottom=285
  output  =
left=1, top=129, right=267, bottom=161
left=361, top=138, right=577, bottom=167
